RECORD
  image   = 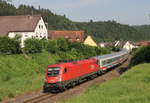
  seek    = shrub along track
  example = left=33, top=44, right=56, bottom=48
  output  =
left=3, top=56, right=131, bottom=103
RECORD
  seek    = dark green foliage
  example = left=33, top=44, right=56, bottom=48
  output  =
left=46, top=38, right=69, bottom=54
left=112, top=47, right=120, bottom=52
left=24, top=38, right=42, bottom=53
left=0, top=1, right=17, bottom=16
left=40, top=39, right=48, bottom=50
left=0, top=36, right=21, bottom=54
left=0, top=1, right=149, bottom=42
left=133, top=25, right=150, bottom=39
left=95, top=47, right=110, bottom=55
left=130, top=46, right=150, bottom=66
left=46, top=40, right=58, bottom=53
left=56, top=38, right=69, bottom=52
left=46, top=38, right=110, bottom=60
left=68, top=42, right=110, bottom=59
left=75, top=21, right=147, bottom=42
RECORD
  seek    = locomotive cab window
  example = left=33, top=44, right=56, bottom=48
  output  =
left=63, top=68, right=68, bottom=74
left=47, top=67, right=60, bottom=77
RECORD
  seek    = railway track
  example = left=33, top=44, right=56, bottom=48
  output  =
left=23, top=93, right=57, bottom=103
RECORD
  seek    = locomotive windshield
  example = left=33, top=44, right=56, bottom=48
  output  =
left=47, top=67, right=60, bottom=77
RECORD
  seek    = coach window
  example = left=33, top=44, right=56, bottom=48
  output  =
left=103, top=60, right=106, bottom=65
left=64, top=68, right=68, bottom=73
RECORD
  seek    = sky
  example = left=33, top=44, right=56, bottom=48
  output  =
left=10, top=0, right=150, bottom=25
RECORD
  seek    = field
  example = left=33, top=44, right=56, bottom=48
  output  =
left=0, top=52, right=60, bottom=101
left=62, top=63, right=150, bottom=103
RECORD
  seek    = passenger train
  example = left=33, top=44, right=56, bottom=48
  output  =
left=43, top=50, right=128, bottom=92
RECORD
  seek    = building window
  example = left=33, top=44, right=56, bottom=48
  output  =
left=42, top=36, right=46, bottom=39
left=65, top=36, right=69, bottom=39
left=41, top=25, right=43, bottom=29
left=25, top=35, right=28, bottom=37
left=39, top=25, right=40, bottom=29
left=76, top=37, right=80, bottom=41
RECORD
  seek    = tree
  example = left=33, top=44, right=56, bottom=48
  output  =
left=130, top=46, right=150, bottom=66
left=0, top=36, right=21, bottom=54
left=24, top=38, right=42, bottom=53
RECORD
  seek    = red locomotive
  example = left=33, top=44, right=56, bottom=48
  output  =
left=43, top=50, right=128, bottom=92
left=43, top=58, right=100, bottom=92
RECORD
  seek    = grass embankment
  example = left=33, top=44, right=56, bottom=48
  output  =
left=62, top=63, right=150, bottom=103
left=0, top=52, right=60, bottom=101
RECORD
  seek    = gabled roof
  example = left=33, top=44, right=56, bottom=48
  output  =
left=84, top=35, right=98, bottom=47
left=114, top=41, right=129, bottom=48
left=48, top=30, right=85, bottom=42
left=0, top=15, right=41, bottom=36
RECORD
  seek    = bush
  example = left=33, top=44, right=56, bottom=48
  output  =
left=46, top=38, right=69, bottom=53
left=68, top=42, right=110, bottom=59
left=23, top=37, right=110, bottom=59
left=130, top=46, right=150, bottom=66
left=57, top=38, right=69, bottom=52
left=46, top=40, right=58, bottom=53
left=40, top=39, right=49, bottom=50
left=24, top=38, right=42, bottom=53
left=0, top=36, right=21, bottom=54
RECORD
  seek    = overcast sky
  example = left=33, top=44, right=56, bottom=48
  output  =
left=10, top=0, right=150, bottom=25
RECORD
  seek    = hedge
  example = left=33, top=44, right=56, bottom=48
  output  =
left=23, top=38, right=42, bottom=53
left=130, top=46, right=150, bottom=66
left=0, top=36, right=21, bottom=54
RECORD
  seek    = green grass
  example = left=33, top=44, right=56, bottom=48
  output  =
left=0, top=52, right=60, bottom=101
left=61, top=63, right=150, bottom=103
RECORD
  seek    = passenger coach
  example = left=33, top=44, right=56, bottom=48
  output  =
left=94, top=50, right=128, bottom=71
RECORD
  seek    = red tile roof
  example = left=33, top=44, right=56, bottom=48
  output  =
left=0, top=15, right=41, bottom=36
left=135, top=41, right=149, bottom=46
left=48, top=30, right=85, bottom=42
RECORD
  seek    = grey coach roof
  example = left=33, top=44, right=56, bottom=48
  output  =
left=94, top=50, right=127, bottom=60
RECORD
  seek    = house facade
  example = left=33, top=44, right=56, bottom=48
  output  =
left=48, top=30, right=85, bottom=43
left=99, top=43, right=105, bottom=47
left=84, top=35, right=98, bottom=47
left=123, top=41, right=135, bottom=52
left=0, top=15, right=48, bottom=47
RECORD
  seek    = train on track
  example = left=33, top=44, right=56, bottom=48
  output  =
left=43, top=50, right=129, bottom=92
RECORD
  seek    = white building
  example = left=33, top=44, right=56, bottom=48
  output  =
left=99, top=43, right=105, bottom=47
left=0, top=15, right=48, bottom=47
left=123, top=41, right=135, bottom=52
